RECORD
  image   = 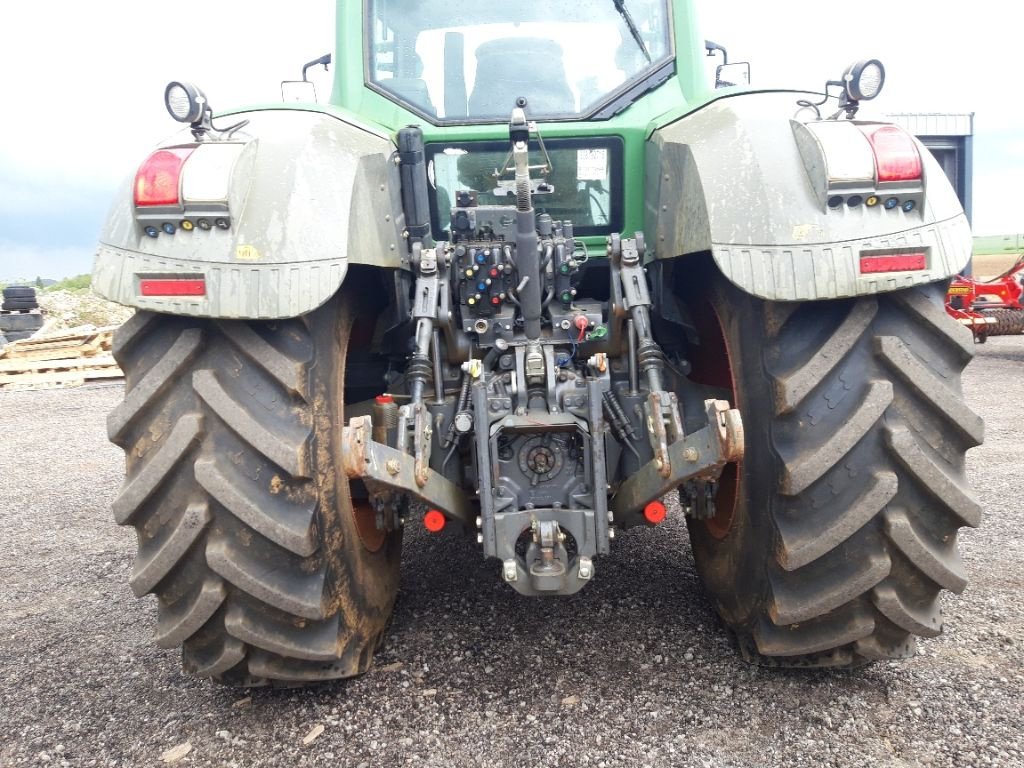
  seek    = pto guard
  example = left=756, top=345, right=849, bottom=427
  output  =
left=93, top=109, right=407, bottom=319
left=647, top=91, right=972, bottom=301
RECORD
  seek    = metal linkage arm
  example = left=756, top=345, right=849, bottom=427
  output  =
left=610, top=400, right=744, bottom=520
left=342, top=416, right=474, bottom=527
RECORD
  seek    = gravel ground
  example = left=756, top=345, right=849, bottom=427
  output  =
left=0, top=337, right=1022, bottom=768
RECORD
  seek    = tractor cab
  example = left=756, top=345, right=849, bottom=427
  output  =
left=364, top=0, right=674, bottom=124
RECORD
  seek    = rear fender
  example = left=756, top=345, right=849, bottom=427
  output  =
left=646, top=92, right=971, bottom=301
left=93, top=109, right=407, bottom=319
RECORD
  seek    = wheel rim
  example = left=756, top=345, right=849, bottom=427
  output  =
left=688, top=297, right=742, bottom=540
left=352, top=497, right=386, bottom=553
left=340, top=309, right=388, bottom=553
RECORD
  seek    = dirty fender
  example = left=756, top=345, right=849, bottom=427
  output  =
left=93, top=109, right=406, bottom=319
left=646, top=92, right=972, bottom=301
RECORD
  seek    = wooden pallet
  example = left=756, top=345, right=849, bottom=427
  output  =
left=1, top=327, right=114, bottom=360
left=0, top=326, right=122, bottom=390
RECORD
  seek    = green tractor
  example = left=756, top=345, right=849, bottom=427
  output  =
left=94, top=0, right=982, bottom=686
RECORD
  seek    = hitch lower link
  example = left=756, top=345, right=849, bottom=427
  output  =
left=341, top=415, right=473, bottom=528
left=607, top=232, right=744, bottom=522
left=609, top=398, right=744, bottom=521
left=341, top=397, right=744, bottom=534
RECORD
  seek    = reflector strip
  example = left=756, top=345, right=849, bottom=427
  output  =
left=139, top=279, right=207, bottom=296
left=134, top=147, right=195, bottom=207
left=859, top=253, right=927, bottom=274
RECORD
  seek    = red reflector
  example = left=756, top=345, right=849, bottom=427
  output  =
left=423, top=509, right=446, bottom=533
left=139, top=278, right=207, bottom=296
left=374, top=394, right=394, bottom=404
left=859, top=253, right=927, bottom=274
left=643, top=500, right=667, bottom=525
left=134, top=147, right=195, bottom=207
left=859, top=125, right=922, bottom=183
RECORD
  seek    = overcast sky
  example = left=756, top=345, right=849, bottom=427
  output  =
left=1, top=0, right=1018, bottom=280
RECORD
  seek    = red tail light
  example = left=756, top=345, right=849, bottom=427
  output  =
left=134, top=147, right=195, bottom=207
left=859, top=125, right=922, bottom=183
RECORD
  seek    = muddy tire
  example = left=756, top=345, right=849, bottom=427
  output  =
left=686, top=271, right=982, bottom=667
left=109, top=290, right=401, bottom=686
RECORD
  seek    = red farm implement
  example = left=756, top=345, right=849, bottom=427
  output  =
left=946, top=255, right=1024, bottom=342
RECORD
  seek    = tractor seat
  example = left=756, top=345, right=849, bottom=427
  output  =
left=382, top=49, right=436, bottom=116
left=387, top=77, right=436, bottom=116
left=468, top=37, right=575, bottom=118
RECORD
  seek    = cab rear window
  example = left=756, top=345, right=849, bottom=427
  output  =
left=368, top=0, right=672, bottom=123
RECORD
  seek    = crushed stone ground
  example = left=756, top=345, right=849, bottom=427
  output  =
left=0, top=337, right=1021, bottom=767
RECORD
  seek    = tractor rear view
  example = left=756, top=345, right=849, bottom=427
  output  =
left=93, top=0, right=981, bottom=686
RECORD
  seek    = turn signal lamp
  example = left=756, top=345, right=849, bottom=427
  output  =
left=803, top=121, right=875, bottom=186
left=133, top=143, right=245, bottom=235
left=793, top=118, right=924, bottom=212
left=180, top=143, right=246, bottom=202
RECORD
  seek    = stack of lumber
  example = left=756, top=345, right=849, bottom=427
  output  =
left=0, top=326, right=122, bottom=391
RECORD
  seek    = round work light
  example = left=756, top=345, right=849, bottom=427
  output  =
left=843, top=59, right=885, bottom=102
left=164, top=81, right=207, bottom=124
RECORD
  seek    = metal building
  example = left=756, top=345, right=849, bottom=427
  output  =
left=887, top=112, right=974, bottom=225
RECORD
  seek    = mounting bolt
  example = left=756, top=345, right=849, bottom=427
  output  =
left=502, top=559, right=518, bottom=582
left=607, top=511, right=614, bottom=522
left=608, top=528, right=616, bottom=540
left=578, top=557, right=594, bottom=580
left=684, top=447, right=699, bottom=462
left=476, top=516, right=483, bottom=528
left=385, top=459, right=401, bottom=476
left=477, top=533, right=484, bottom=544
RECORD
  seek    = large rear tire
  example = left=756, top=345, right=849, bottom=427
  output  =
left=685, top=269, right=982, bottom=667
left=109, top=289, right=401, bottom=686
